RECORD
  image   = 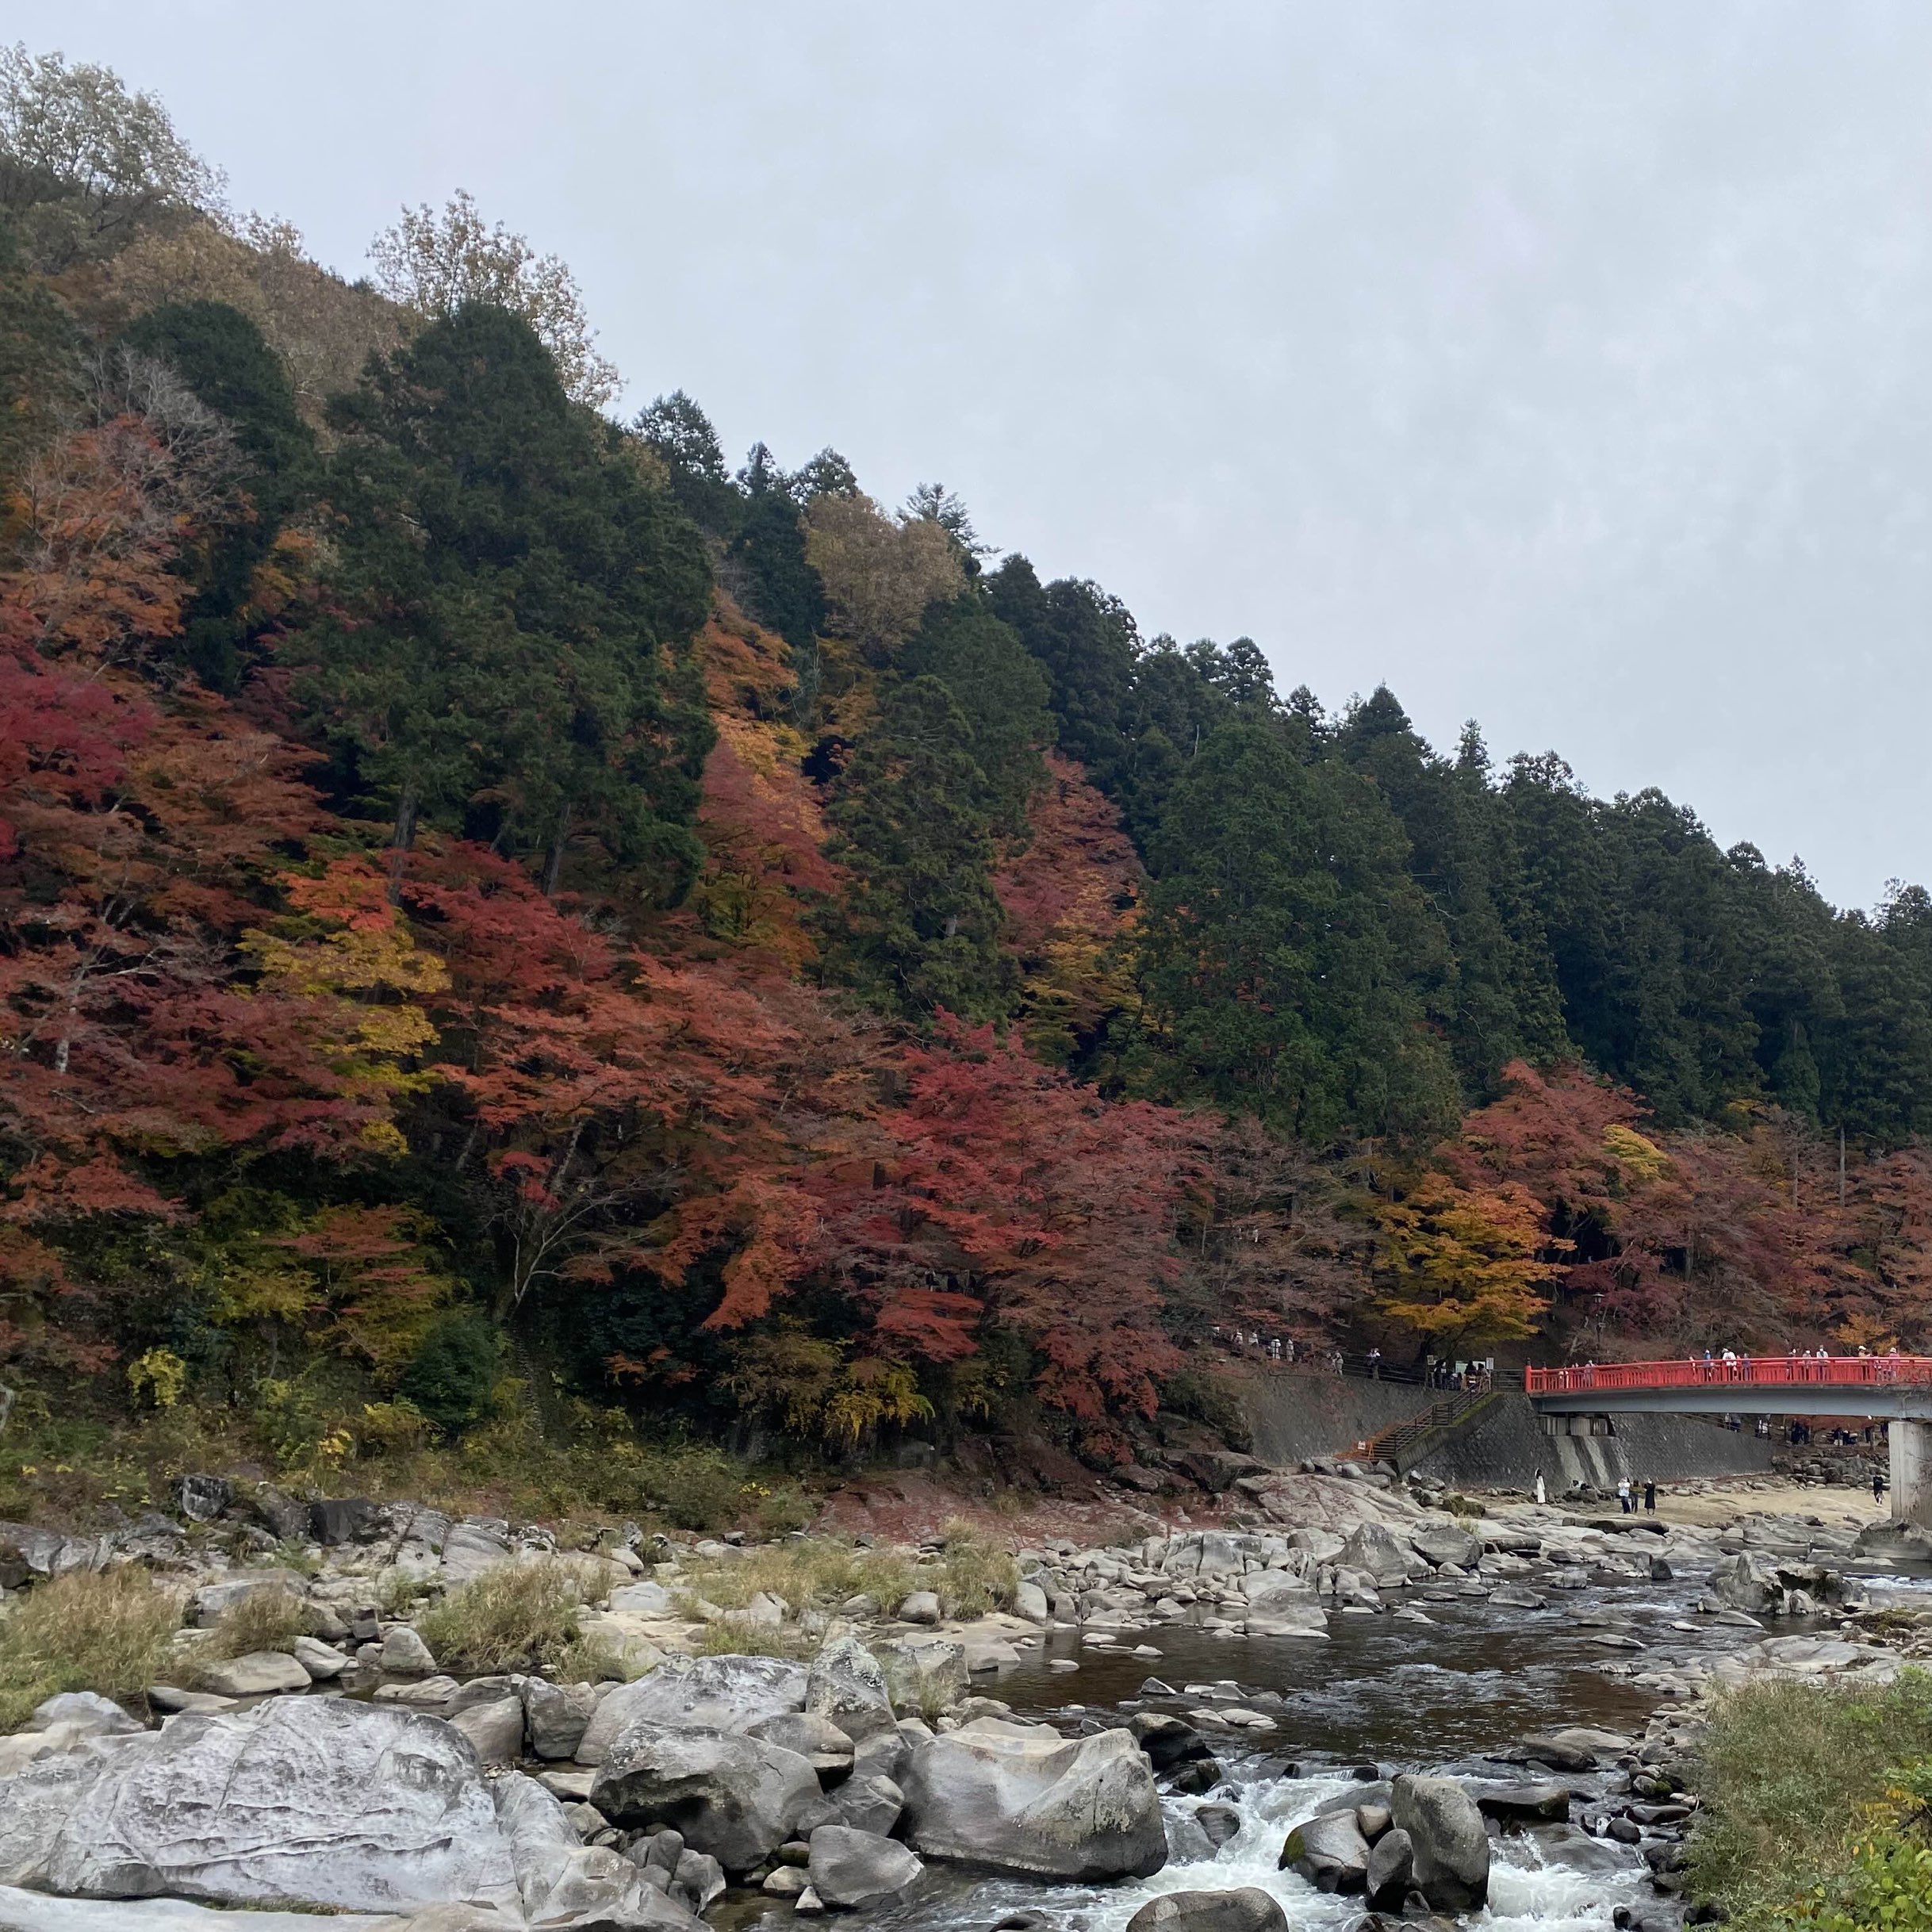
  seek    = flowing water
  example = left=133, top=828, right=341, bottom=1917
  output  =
left=717, top=1561, right=1742, bottom=1932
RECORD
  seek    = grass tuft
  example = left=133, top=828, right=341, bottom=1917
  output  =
left=197, top=1585, right=310, bottom=1662
left=0, top=1568, right=181, bottom=1732
left=678, top=1528, right=1017, bottom=1627
left=416, top=1556, right=619, bottom=1677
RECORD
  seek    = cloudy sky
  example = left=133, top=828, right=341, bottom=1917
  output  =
left=22, top=2, right=1932, bottom=907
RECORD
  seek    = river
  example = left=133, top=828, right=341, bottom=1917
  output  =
left=713, top=1555, right=1750, bottom=1932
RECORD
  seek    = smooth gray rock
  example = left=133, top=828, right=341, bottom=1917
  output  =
left=673, top=1846, right=726, bottom=1911
left=1390, top=1773, right=1489, bottom=1910
left=1467, top=1780, right=1571, bottom=1822
left=440, top=1518, right=513, bottom=1584
left=746, top=1711, right=854, bottom=1775
left=1127, top=1888, right=1290, bottom=1932
left=195, top=1652, right=310, bottom=1698
left=872, top=1636, right=968, bottom=1716
left=1014, top=1581, right=1050, bottom=1622
left=1337, top=1523, right=1415, bottom=1586
left=448, top=1696, right=524, bottom=1764
left=1366, top=1825, right=1414, bottom=1909
left=376, top=1626, right=435, bottom=1676
left=574, top=1654, right=807, bottom=1765
left=493, top=1769, right=701, bottom=1927
left=806, top=1824, right=923, bottom=1907
left=804, top=1633, right=897, bottom=1744
left=1412, top=1524, right=1483, bottom=1569
left=0, top=1889, right=403, bottom=1930
left=851, top=1728, right=910, bottom=1785
left=589, top=1723, right=820, bottom=1871
left=29, top=1693, right=141, bottom=1738
left=289, top=1637, right=350, bottom=1681
left=523, top=1678, right=599, bottom=1760
left=1710, top=1551, right=1783, bottom=1614
left=610, top=1581, right=677, bottom=1616
left=899, top=1717, right=1166, bottom=1881
left=0, top=1699, right=519, bottom=1912
left=1280, top=1807, right=1370, bottom=1892
left=190, top=1574, right=300, bottom=1627
left=831, top=1773, right=903, bottom=1836
left=897, top=1590, right=942, bottom=1625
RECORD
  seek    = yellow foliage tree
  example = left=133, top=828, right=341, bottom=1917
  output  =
left=803, top=493, right=963, bottom=658
left=1375, top=1174, right=1565, bottom=1350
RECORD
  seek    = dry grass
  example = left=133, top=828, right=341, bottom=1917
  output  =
left=417, top=1556, right=623, bottom=1678
left=197, top=1585, right=310, bottom=1662
left=679, top=1527, right=1018, bottom=1627
left=0, top=1568, right=182, bottom=1732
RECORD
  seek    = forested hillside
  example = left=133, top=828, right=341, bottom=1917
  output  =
left=6, top=45, right=1932, bottom=1489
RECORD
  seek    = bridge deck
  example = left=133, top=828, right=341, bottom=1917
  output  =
left=1528, top=1354, right=1932, bottom=1419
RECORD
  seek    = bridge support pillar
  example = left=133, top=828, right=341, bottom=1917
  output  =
left=1891, top=1420, right=1932, bottom=1527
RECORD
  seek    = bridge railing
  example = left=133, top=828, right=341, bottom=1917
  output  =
left=1526, top=1355, right=1932, bottom=1394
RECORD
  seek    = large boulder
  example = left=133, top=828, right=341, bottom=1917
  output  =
left=448, top=1696, right=524, bottom=1764
left=1390, top=1773, right=1489, bottom=1911
left=1278, top=1808, right=1370, bottom=1892
left=1127, top=1889, right=1289, bottom=1932
left=832, top=1773, right=903, bottom=1835
left=440, top=1517, right=514, bottom=1584
left=0, top=1698, right=521, bottom=1912
left=899, top=1717, right=1167, bottom=1881
left=1365, top=1826, right=1414, bottom=1910
left=29, top=1693, right=142, bottom=1738
left=804, top=1633, right=897, bottom=1743
left=574, top=1654, right=807, bottom=1764
left=195, top=1652, right=311, bottom=1698
left=1337, top=1523, right=1415, bottom=1587
left=589, top=1723, right=820, bottom=1872
left=747, top=1712, right=854, bottom=1776
left=1411, top=1524, right=1483, bottom=1569
left=1710, top=1551, right=1783, bottom=1614
left=872, top=1636, right=968, bottom=1716
left=1241, top=1570, right=1320, bottom=1617
left=611, top=1580, right=678, bottom=1616
left=806, top=1824, right=923, bottom=1907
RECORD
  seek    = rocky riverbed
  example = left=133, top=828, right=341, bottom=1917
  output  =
left=3, top=1468, right=1932, bottom=1930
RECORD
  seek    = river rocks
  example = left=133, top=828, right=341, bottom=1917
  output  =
left=1410, top=1525, right=1482, bottom=1569
left=190, top=1572, right=301, bottom=1626
left=1015, top=1580, right=1051, bottom=1622
left=1365, top=1826, right=1415, bottom=1910
left=1709, top=1551, right=1782, bottom=1613
left=1338, top=1523, right=1414, bottom=1588
left=873, top=1635, right=968, bottom=1715
left=747, top=1711, right=855, bottom=1775
left=1516, top=1726, right=1631, bottom=1771
left=1489, top=1585, right=1547, bottom=1609
left=900, top=1717, right=1167, bottom=1881
left=523, top=1677, right=599, bottom=1760
left=1129, top=1712, right=1211, bottom=1771
left=0, top=1698, right=521, bottom=1912
left=370, top=1626, right=431, bottom=1676
left=289, top=1636, right=350, bottom=1681
left=832, top=1772, right=903, bottom=1835
left=1279, top=1808, right=1370, bottom=1891
left=197, top=1651, right=312, bottom=1697
left=611, top=1580, right=677, bottom=1616
left=896, top=1589, right=942, bottom=1625
left=576, top=1654, right=807, bottom=1763
left=171, top=1474, right=232, bottom=1524
left=804, top=1633, right=897, bottom=1744
left=448, top=1696, right=524, bottom=1763
left=1466, top=1780, right=1572, bottom=1822
left=493, top=1768, right=694, bottom=1927
left=589, top=1724, right=820, bottom=1871
left=1126, top=1888, right=1290, bottom=1932
left=1391, top=1774, right=1488, bottom=1911
left=806, top=1824, right=923, bottom=1907
left=308, top=1497, right=381, bottom=1546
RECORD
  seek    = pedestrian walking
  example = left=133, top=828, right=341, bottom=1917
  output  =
left=1616, top=1477, right=1633, bottom=1515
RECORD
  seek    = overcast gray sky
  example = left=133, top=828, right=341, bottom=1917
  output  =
left=21, top=2, right=1932, bottom=908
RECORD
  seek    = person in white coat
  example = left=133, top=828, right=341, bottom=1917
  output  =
left=1534, top=1471, right=1547, bottom=1505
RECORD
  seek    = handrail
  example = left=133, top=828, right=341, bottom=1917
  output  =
left=1526, top=1355, right=1932, bottom=1394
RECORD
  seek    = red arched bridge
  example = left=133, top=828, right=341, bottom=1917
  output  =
left=1526, top=1355, right=1932, bottom=1524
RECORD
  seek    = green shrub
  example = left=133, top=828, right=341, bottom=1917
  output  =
left=416, top=1557, right=617, bottom=1677
left=935, top=1518, right=1019, bottom=1616
left=397, top=1316, right=503, bottom=1435
left=0, top=1569, right=182, bottom=1732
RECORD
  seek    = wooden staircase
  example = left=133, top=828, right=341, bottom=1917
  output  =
left=1347, top=1384, right=1502, bottom=1474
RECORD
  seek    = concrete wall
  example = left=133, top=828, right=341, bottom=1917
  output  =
left=1235, top=1370, right=1779, bottom=1491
